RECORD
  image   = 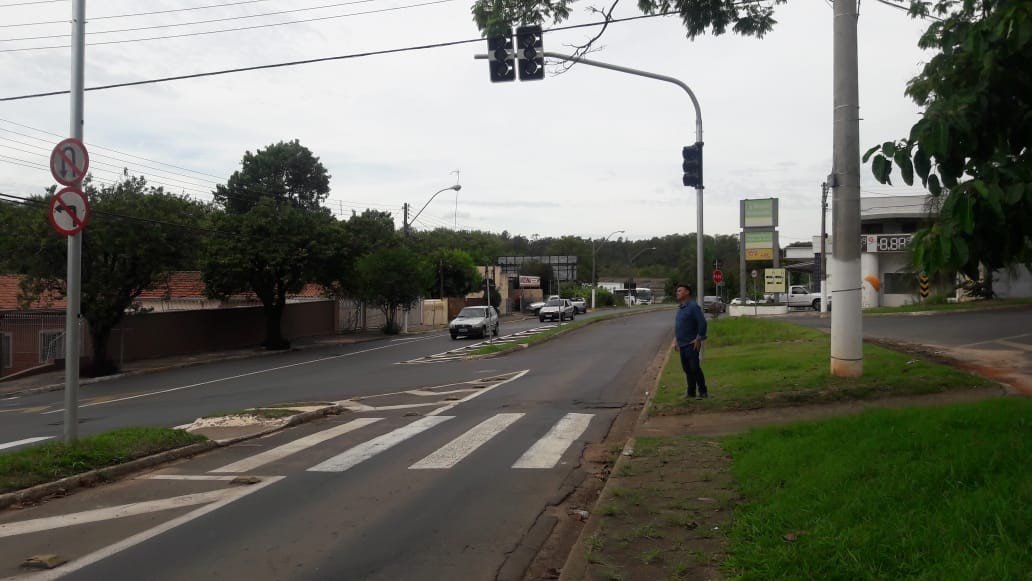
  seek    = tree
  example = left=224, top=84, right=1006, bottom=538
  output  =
left=471, top=0, right=782, bottom=39
left=315, top=209, right=399, bottom=299
left=203, top=141, right=335, bottom=349
left=427, top=249, right=483, bottom=298
left=214, top=140, right=330, bottom=214
left=0, top=177, right=208, bottom=375
left=864, top=0, right=1032, bottom=293
left=355, top=246, right=431, bottom=334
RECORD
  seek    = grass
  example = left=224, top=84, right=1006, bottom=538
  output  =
left=722, top=398, right=1032, bottom=579
left=650, top=317, right=995, bottom=413
left=0, top=427, right=207, bottom=493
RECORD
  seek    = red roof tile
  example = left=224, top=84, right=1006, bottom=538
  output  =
left=0, top=275, right=66, bottom=310
left=136, top=271, right=208, bottom=300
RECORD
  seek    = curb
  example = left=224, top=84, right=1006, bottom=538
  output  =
left=557, top=341, right=674, bottom=581
left=0, top=404, right=345, bottom=510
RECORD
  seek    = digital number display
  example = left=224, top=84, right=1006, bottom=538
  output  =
left=861, top=234, right=912, bottom=253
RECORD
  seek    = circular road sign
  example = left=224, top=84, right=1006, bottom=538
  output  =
left=48, top=187, right=90, bottom=236
left=50, top=138, right=90, bottom=186
left=750, top=269, right=758, bottom=279
left=712, top=269, right=723, bottom=284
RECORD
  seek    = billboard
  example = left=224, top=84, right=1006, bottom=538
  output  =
left=744, top=231, right=774, bottom=261
left=518, top=275, right=541, bottom=288
left=741, top=198, right=778, bottom=229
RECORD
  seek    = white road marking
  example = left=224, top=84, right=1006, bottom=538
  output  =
left=307, top=416, right=453, bottom=473
left=513, top=413, right=594, bottom=469
left=410, top=413, right=525, bottom=470
left=0, top=436, right=52, bottom=451
left=42, top=335, right=443, bottom=414
left=144, top=475, right=247, bottom=481
left=427, top=369, right=529, bottom=416
left=1, top=476, right=283, bottom=581
left=211, top=417, right=384, bottom=473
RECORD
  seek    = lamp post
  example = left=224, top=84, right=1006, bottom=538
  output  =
left=628, top=247, right=657, bottom=302
left=404, top=184, right=462, bottom=236
left=403, top=183, right=461, bottom=333
left=591, top=229, right=624, bottom=309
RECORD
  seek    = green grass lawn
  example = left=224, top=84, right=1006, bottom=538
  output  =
left=864, top=297, right=1032, bottom=314
left=0, top=427, right=206, bottom=493
left=651, top=318, right=995, bottom=413
left=723, top=398, right=1032, bottom=579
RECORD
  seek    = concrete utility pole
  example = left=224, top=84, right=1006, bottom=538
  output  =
left=831, top=0, right=863, bottom=377
left=63, top=0, right=86, bottom=444
left=820, top=181, right=829, bottom=314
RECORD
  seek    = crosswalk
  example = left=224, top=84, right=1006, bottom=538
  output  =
left=401, top=325, right=559, bottom=363
left=210, top=411, right=594, bottom=475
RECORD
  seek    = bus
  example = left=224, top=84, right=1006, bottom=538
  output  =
left=633, top=288, right=654, bottom=305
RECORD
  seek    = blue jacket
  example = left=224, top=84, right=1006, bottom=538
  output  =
left=675, top=300, right=707, bottom=348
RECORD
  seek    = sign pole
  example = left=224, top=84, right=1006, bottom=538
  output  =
left=63, top=0, right=86, bottom=444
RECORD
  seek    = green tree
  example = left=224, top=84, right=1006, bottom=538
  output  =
left=0, top=177, right=208, bottom=375
left=316, top=209, right=399, bottom=299
left=214, top=140, right=330, bottom=214
left=428, top=248, right=483, bottom=298
left=203, top=141, right=335, bottom=349
left=470, top=0, right=783, bottom=39
left=864, top=0, right=1032, bottom=293
left=355, top=246, right=431, bottom=334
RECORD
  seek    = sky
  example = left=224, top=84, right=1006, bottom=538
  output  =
left=0, top=0, right=935, bottom=247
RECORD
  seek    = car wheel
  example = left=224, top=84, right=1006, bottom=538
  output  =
left=450, top=333, right=457, bottom=340
left=539, top=317, right=545, bottom=323
left=812, top=299, right=820, bottom=311
left=494, top=324, right=500, bottom=337
left=569, top=311, right=575, bottom=320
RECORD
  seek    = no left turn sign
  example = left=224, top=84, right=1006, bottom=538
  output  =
left=49, top=187, right=91, bottom=236
left=50, top=138, right=90, bottom=186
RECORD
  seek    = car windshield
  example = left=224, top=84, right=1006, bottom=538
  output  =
left=458, top=307, right=486, bottom=318
left=546, top=299, right=563, bottom=306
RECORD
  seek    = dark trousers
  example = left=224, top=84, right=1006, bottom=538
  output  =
left=678, top=345, right=707, bottom=397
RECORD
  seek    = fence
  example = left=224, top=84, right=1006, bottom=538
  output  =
left=0, top=310, right=81, bottom=378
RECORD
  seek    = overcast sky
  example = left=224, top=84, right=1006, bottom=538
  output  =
left=0, top=0, right=934, bottom=246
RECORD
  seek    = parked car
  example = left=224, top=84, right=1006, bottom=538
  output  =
left=569, top=296, right=588, bottom=314
left=729, top=297, right=757, bottom=306
left=449, top=306, right=500, bottom=339
left=539, top=298, right=576, bottom=322
left=703, top=296, right=726, bottom=313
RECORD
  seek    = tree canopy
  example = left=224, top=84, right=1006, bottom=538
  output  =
left=865, top=0, right=1031, bottom=288
left=0, top=177, right=209, bottom=374
left=355, top=246, right=431, bottom=334
left=214, top=140, right=331, bottom=214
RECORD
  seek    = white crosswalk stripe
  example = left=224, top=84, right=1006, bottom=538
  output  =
left=307, top=415, right=454, bottom=473
left=513, top=413, right=594, bottom=469
left=410, top=413, right=525, bottom=469
left=0, top=436, right=53, bottom=451
left=211, top=417, right=384, bottom=473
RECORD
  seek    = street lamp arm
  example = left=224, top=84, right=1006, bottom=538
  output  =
left=410, top=185, right=461, bottom=228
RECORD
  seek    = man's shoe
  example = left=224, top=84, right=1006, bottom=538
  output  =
left=698, top=392, right=709, bottom=399
left=686, top=392, right=697, bottom=399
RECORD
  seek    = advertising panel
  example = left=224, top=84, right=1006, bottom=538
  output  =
left=741, top=198, right=778, bottom=229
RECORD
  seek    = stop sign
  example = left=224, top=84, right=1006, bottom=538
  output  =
left=713, top=269, right=723, bottom=284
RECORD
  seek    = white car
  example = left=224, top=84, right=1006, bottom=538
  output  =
left=449, top=306, right=500, bottom=339
left=539, top=298, right=576, bottom=322
left=729, top=297, right=757, bottom=306
left=529, top=295, right=561, bottom=315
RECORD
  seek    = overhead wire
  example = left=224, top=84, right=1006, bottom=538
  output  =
left=0, top=0, right=66, bottom=7
left=0, top=0, right=459, bottom=51
left=1, top=0, right=278, bottom=28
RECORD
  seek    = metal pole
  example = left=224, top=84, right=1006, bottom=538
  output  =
left=820, top=181, right=829, bottom=314
left=64, top=0, right=86, bottom=444
left=591, top=239, right=597, bottom=310
left=831, top=0, right=863, bottom=377
left=474, top=51, right=704, bottom=303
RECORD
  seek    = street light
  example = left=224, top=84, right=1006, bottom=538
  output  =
left=628, top=247, right=657, bottom=302
left=591, top=229, right=624, bottom=309
left=404, top=184, right=462, bottom=236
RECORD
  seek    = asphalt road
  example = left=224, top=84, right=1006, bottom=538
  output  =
left=0, top=308, right=674, bottom=580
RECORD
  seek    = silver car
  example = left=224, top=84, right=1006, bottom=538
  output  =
left=539, top=298, right=576, bottom=322
left=449, top=306, right=500, bottom=339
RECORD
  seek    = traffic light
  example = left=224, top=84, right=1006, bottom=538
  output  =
left=487, top=33, right=515, bottom=83
left=515, top=25, right=544, bottom=81
left=682, top=142, right=704, bottom=188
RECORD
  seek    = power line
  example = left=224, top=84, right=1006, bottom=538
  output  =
left=0, top=0, right=390, bottom=40
left=0, top=12, right=674, bottom=101
left=0, top=0, right=66, bottom=8
left=0, top=0, right=458, bottom=51
left=1, top=0, right=277, bottom=28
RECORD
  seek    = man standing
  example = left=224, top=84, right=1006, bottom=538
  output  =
left=674, top=283, right=708, bottom=399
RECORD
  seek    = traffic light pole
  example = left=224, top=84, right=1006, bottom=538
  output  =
left=473, top=51, right=706, bottom=305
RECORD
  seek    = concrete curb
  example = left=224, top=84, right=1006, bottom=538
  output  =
left=0, top=404, right=345, bottom=510
left=557, top=341, right=674, bottom=581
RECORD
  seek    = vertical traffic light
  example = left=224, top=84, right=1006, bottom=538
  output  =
left=515, top=25, right=544, bottom=81
left=487, top=33, right=515, bottom=83
left=682, top=142, right=704, bottom=188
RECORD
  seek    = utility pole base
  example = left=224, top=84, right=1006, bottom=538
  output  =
left=830, top=358, right=863, bottom=378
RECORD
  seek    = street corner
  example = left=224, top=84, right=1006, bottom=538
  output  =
left=180, top=402, right=342, bottom=444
